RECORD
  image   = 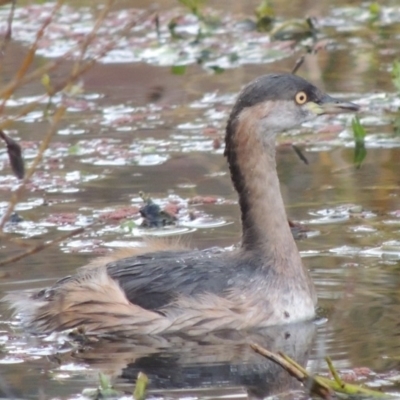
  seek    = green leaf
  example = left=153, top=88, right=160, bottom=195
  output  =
left=99, top=372, right=111, bottom=391
left=393, top=115, right=400, bottom=136
left=133, top=372, right=149, bottom=400
left=351, top=116, right=366, bottom=142
left=168, top=18, right=183, bottom=40
left=391, top=60, right=400, bottom=93
left=351, top=117, right=367, bottom=168
left=208, top=65, right=225, bottom=74
left=255, top=0, right=274, bottom=19
left=68, top=143, right=81, bottom=155
left=255, top=0, right=274, bottom=31
left=41, top=73, right=53, bottom=93
left=228, top=53, right=239, bottom=63
left=368, top=2, right=381, bottom=23
left=171, top=65, right=187, bottom=75
left=120, top=220, right=137, bottom=233
left=178, top=0, right=206, bottom=19
left=354, top=141, right=367, bottom=169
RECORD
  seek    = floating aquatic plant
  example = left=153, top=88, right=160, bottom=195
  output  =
left=351, top=116, right=367, bottom=168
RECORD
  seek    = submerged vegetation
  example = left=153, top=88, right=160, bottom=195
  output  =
left=351, top=116, right=367, bottom=168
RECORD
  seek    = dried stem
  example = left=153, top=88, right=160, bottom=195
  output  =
left=0, top=226, right=86, bottom=267
left=0, top=0, right=65, bottom=115
left=0, top=0, right=17, bottom=62
left=251, top=343, right=391, bottom=399
left=291, top=40, right=329, bottom=75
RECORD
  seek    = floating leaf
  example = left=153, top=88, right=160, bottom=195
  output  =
left=171, top=65, right=187, bottom=75
left=68, top=143, right=81, bottom=155
left=120, top=220, right=137, bottom=233
left=228, top=52, right=239, bottom=63
left=208, top=65, right=225, bottom=74
left=167, top=17, right=183, bottom=40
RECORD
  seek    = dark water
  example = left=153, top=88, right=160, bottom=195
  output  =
left=1, top=0, right=400, bottom=398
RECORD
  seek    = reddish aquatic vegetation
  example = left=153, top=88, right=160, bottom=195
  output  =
left=45, top=213, right=79, bottom=225
left=336, top=367, right=374, bottom=383
left=62, top=98, right=94, bottom=111
left=353, top=367, right=373, bottom=376
left=189, top=196, right=219, bottom=205
left=99, top=206, right=140, bottom=221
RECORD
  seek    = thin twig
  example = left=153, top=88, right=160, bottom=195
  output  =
left=0, top=226, right=86, bottom=267
left=291, top=55, right=305, bottom=75
left=251, top=343, right=308, bottom=381
left=0, top=0, right=65, bottom=115
left=0, top=0, right=16, bottom=59
left=292, top=144, right=309, bottom=165
left=74, top=0, right=115, bottom=67
left=291, top=40, right=329, bottom=75
left=325, top=356, right=345, bottom=388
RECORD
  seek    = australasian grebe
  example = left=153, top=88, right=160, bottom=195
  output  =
left=6, top=73, right=359, bottom=336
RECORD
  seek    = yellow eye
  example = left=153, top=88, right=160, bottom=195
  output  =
left=295, top=91, right=307, bottom=105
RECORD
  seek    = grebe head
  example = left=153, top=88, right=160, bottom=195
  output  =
left=224, top=73, right=359, bottom=252
left=226, top=73, right=359, bottom=140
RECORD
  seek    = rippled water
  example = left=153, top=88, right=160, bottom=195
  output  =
left=1, top=0, right=400, bottom=398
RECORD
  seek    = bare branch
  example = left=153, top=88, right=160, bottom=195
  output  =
left=0, top=226, right=86, bottom=267
left=0, top=0, right=17, bottom=60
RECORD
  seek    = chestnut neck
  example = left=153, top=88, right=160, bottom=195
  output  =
left=225, top=107, right=302, bottom=270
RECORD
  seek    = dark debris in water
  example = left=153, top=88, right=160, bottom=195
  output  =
left=140, top=204, right=177, bottom=228
left=0, top=130, right=24, bottom=179
left=8, top=212, right=23, bottom=224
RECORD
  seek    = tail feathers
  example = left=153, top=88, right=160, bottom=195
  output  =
left=5, top=267, right=171, bottom=336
